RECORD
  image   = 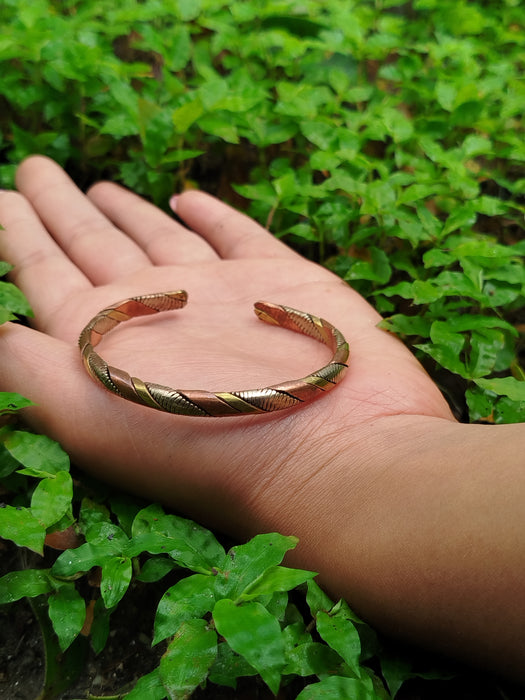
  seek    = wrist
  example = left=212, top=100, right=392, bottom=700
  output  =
left=247, top=414, right=525, bottom=681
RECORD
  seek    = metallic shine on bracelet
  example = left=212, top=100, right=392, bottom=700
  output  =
left=79, top=291, right=349, bottom=417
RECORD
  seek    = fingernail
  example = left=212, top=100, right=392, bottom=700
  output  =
left=169, top=194, right=179, bottom=212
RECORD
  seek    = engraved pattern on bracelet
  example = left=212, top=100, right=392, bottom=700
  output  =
left=78, top=291, right=349, bottom=417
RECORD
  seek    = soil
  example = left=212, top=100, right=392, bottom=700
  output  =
left=0, top=573, right=167, bottom=700
left=0, top=598, right=44, bottom=699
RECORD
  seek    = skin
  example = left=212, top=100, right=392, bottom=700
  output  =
left=0, top=155, right=524, bottom=681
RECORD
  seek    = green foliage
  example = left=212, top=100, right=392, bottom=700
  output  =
left=0, top=403, right=457, bottom=698
left=1, top=0, right=524, bottom=697
left=1, top=0, right=523, bottom=422
left=0, top=421, right=394, bottom=698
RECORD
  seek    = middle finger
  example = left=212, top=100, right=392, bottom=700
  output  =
left=87, top=181, right=218, bottom=264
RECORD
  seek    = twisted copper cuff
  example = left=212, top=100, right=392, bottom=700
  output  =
left=79, top=292, right=349, bottom=417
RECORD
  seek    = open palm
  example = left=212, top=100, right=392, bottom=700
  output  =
left=0, top=156, right=454, bottom=532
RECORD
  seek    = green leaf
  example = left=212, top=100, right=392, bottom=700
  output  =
left=208, top=641, right=258, bottom=688
left=159, top=619, right=217, bottom=700
left=468, top=329, right=505, bottom=378
left=0, top=261, right=13, bottom=276
left=213, top=599, right=285, bottom=695
left=0, top=442, right=21, bottom=479
left=78, top=498, right=112, bottom=534
left=48, top=583, right=86, bottom=651
left=0, top=392, right=33, bottom=414
left=441, top=204, right=478, bottom=236
left=435, top=81, right=456, bottom=111
left=492, top=396, right=525, bottom=424
left=379, top=653, right=413, bottom=698
left=84, top=521, right=129, bottom=548
left=0, top=307, right=15, bottom=324
left=30, top=470, right=73, bottom=528
left=51, top=538, right=125, bottom=578
left=131, top=504, right=225, bottom=573
left=172, top=98, right=204, bottom=134
left=251, top=119, right=298, bottom=146
left=232, top=181, right=276, bottom=205
left=316, top=603, right=362, bottom=677
left=0, top=505, right=45, bottom=553
left=215, top=532, right=298, bottom=599
left=137, top=97, right=163, bottom=142
left=273, top=170, right=297, bottom=200
left=284, top=641, right=345, bottom=677
left=240, top=565, right=317, bottom=601
left=344, top=247, right=391, bottom=284
left=430, top=322, right=466, bottom=354
left=382, top=106, right=413, bottom=142
left=100, top=556, right=132, bottom=608
left=417, top=342, right=467, bottom=376
left=360, top=181, right=396, bottom=215
left=161, top=149, right=205, bottom=165
left=0, top=280, right=33, bottom=317
left=125, top=668, right=167, bottom=700
left=416, top=321, right=467, bottom=375
left=473, top=377, right=525, bottom=402
left=378, top=314, right=431, bottom=338
left=381, top=279, right=445, bottom=304
left=295, top=674, right=377, bottom=699
left=395, top=216, right=435, bottom=244
left=4, top=430, right=70, bottom=477
left=473, top=195, right=508, bottom=216
left=300, top=120, right=337, bottom=150
left=438, top=315, right=518, bottom=335
left=30, top=593, right=89, bottom=699
left=397, top=183, right=442, bottom=205
left=412, top=280, right=444, bottom=304
left=306, top=579, right=334, bottom=616
left=137, top=556, right=177, bottom=583
left=466, top=386, right=496, bottom=423
left=153, top=574, right=216, bottom=645
left=199, top=114, right=239, bottom=143
left=0, top=568, right=53, bottom=603
left=174, top=0, right=202, bottom=21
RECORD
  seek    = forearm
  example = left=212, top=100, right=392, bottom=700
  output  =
left=247, top=416, right=525, bottom=680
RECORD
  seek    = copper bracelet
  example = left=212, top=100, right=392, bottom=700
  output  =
left=79, top=291, right=349, bottom=417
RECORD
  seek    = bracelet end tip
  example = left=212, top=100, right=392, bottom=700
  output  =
left=253, top=301, right=283, bottom=326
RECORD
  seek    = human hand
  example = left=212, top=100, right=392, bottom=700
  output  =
left=0, top=156, right=453, bottom=532
left=5, top=157, right=525, bottom=681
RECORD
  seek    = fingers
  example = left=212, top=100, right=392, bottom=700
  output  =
left=87, top=181, right=218, bottom=264
left=15, top=156, right=151, bottom=284
left=174, top=190, right=302, bottom=261
left=0, top=190, right=91, bottom=322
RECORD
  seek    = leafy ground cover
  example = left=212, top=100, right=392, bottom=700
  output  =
left=0, top=0, right=524, bottom=697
